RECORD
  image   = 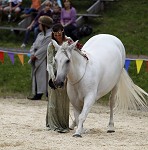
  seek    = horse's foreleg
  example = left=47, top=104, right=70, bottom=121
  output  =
left=107, top=86, right=117, bottom=133
left=73, top=95, right=96, bottom=137
left=70, top=107, right=80, bottom=130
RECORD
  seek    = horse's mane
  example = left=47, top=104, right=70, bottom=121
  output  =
left=61, top=40, right=81, bottom=52
left=61, top=41, right=88, bottom=60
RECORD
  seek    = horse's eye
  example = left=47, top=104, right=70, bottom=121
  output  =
left=66, top=60, right=70, bottom=64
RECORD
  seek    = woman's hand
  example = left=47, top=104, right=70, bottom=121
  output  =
left=48, top=79, right=57, bottom=90
left=31, top=55, right=37, bottom=61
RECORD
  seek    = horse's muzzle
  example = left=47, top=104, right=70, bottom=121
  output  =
left=54, top=80, right=64, bottom=88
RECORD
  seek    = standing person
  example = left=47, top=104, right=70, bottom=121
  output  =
left=46, top=23, right=71, bottom=133
left=21, top=0, right=52, bottom=48
left=27, top=16, right=53, bottom=100
left=46, top=23, right=87, bottom=132
left=60, top=0, right=77, bottom=41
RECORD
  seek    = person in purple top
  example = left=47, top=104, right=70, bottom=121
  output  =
left=21, top=0, right=52, bottom=48
left=60, top=0, right=77, bottom=41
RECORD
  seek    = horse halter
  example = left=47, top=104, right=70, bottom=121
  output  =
left=62, top=49, right=70, bottom=60
left=62, top=48, right=88, bottom=86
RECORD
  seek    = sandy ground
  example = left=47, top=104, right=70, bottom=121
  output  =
left=0, top=98, right=148, bottom=150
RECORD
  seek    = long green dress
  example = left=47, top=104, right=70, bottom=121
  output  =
left=46, top=41, right=69, bottom=133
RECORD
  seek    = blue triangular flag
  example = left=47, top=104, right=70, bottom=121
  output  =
left=124, top=59, right=131, bottom=72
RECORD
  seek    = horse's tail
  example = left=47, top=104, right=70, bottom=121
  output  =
left=114, top=68, right=148, bottom=112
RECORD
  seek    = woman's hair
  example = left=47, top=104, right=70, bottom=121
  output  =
left=62, top=0, right=72, bottom=8
left=52, top=23, right=65, bottom=42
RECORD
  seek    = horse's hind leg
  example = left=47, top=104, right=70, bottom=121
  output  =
left=107, top=86, right=117, bottom=133
left=69, top=119, right=76, bottom=130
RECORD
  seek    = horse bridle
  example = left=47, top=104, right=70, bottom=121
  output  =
left=62, top=48, right=88, bottom=86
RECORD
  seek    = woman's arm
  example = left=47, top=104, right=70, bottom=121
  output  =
left=47, top=42, right=56, bottom=80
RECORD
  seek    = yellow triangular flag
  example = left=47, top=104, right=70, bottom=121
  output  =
left=17, top=54, right=24, bottom=65
left=136, top=60, right=143, bottom=74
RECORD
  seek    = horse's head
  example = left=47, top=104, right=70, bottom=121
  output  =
left=52, top=40, right=78, bottom=88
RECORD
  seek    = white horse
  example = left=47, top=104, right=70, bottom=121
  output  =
left=52, top=34, right=148, bottom=137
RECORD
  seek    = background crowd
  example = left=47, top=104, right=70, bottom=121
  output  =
left=0, top=0, right=78, bottom=47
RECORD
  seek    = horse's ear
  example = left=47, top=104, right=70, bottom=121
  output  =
left=69, top=40, right=79, bottom=50
left=52, top=40, right=60, bottom=51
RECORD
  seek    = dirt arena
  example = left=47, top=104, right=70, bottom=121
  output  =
left=0, top=98, right=148, bottom=150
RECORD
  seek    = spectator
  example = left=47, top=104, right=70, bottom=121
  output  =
left=0, top=0, right=9, bottom=21
left=52, top=2, right=61, bottom=25
left=60, top=0, right=77, bottom=41
left=3, top=0, right=23, bottom=22
left=46, top=23, right=71, bottom=133
left=21, top=0, right=41, bottom=19
left=21, top=0, right=52, bottom=48
left=27, top=15, right=53, bottom=100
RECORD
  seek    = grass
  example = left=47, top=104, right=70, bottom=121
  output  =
left=0, top=54, right=31, bottom=98
left=81, top=0, right=148, bottom=55
left=0, top=0, right=148, bottom=98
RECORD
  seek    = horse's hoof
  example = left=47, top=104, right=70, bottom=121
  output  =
left=72, top=134, right=82, bottom=138
left=107, top=130, right=115, bottom=133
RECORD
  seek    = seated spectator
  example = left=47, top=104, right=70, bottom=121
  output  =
left=52, top=2, right=61, bottom=25
left=3, top=0, right=23, bottom=22
left=0, top=0, right=9, bottom=21
left=60, top=0, right=77, bottom=41
left=21, top=0, right=52, bottom=48
left=21, top=0, right=41, bottom=19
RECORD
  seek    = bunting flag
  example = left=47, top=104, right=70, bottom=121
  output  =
left=0, top=49, right=29, bottom=65
left=0, top=49, right=148, bottom=75
left=17, top=54, right=24, bottom=65
left=7, top=52, right=15, bottom=64
left=0, top=51, right=4, bottom=63
left=125, top=59, right=131, bottom=71
left=136, top=60, right=143, bottom=74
